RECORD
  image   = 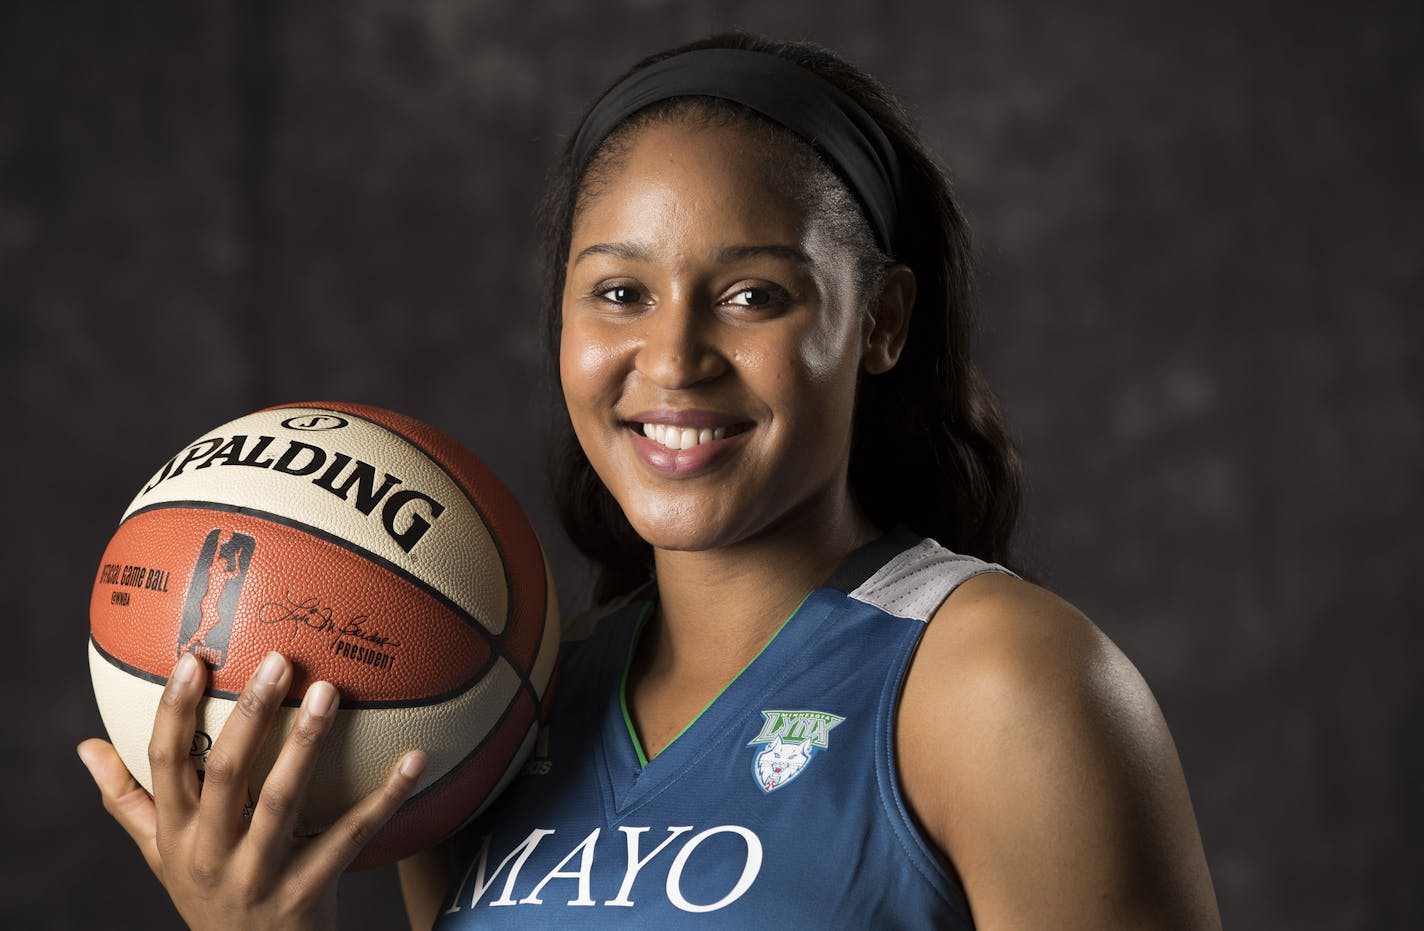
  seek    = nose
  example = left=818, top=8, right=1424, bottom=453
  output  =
left=635, top=298, right=727, bottom=389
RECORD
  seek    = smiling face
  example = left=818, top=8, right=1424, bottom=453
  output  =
left=559, top=116, right=886, bottom=554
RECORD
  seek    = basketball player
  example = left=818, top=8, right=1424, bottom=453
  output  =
left=80, top=33, right=1222, bottom=928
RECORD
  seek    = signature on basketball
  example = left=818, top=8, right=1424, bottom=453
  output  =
left=257, top=592, right=403, bottom=649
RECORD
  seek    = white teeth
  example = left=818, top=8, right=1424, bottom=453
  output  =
left=638, top=422, right=737, bottom=450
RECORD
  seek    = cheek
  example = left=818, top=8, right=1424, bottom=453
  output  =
left=750, top=322, right=861, bottom=397
left=559, top=320, right=623, bottom=407
left=804, top=307, right=866, bottom=383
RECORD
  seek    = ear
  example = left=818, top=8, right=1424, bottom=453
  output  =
left=862, top=263, right=915, bottom=375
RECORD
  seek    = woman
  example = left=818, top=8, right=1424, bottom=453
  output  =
left=79, top=32, right=1221, bottom=929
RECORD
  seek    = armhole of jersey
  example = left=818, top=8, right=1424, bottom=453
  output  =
left=866, top=548, right=1018, bottom=922
left=874, top=616, right=974, bottom=918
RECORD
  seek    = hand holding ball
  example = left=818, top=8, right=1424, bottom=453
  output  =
left=88, top=403, right=558, bottom=868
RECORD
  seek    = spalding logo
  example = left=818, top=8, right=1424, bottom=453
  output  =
left=139, top=434, right=447, bottom=554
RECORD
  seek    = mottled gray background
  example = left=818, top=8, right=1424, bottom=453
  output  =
left=5, top=0, right=1420, bottom=927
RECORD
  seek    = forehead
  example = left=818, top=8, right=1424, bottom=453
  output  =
left=571, top=119, right=814, bottom=246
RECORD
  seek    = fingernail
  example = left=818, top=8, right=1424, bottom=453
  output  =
left=172, top=652, right=199, bottom=685
left=303, top=681, right=336, bottom=718
left=76, top=742, right=98, bottom=770
left=256, top=651, right=285, bottom=685
left=399, top=750, right=427, bottom=779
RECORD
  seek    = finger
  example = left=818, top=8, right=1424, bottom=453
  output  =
left=147, top=652, right=204, bottom=820
left=296, top=750, right=427, bottom=883
left=197, top=651, right=293, bottom=844
left=245, top=680, right=339, bottom=852
left=78, top=738, right=163, bottom=878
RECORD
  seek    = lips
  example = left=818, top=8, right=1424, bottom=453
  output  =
left=623, top=408, right=754, bottom=475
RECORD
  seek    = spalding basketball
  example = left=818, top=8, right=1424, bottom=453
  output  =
left=88, top=402, right=558, bottom=868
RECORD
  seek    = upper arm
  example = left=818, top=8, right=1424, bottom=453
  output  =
left=398, top=841, right=451, bottom=931
left=897, top=573, right=1221, bottom=930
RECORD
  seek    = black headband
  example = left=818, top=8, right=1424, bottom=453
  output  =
left=571, top=48, right=902, bottom=254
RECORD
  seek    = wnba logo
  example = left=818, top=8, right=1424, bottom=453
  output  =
left=176, top=529, right=256, bottom=669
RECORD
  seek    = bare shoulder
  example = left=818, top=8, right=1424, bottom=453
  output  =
left=897, top=571, right=1221, bottom=929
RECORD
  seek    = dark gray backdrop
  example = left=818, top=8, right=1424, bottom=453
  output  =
left=5, top=1, right=1419, bottom=928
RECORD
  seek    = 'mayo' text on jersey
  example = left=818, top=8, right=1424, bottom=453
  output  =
left=444, top=824, right=762, bottom=914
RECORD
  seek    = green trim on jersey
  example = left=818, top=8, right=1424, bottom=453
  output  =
left=618, top=601, right=656, bottom=767
left=618, top=592, right=813, bottom=769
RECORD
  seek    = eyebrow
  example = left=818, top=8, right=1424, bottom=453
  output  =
left=713, top=244, right=811, bottom=266
left=572, top=242, right=654, bottom=265
left=571, top=242, right=812, bottom=267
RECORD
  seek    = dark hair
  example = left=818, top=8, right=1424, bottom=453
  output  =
left=540, top=32, right=1026, bottom=602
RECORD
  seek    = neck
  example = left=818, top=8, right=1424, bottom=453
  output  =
left=642, top=493, right=881, bottom=686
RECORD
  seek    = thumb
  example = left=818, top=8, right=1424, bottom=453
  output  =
left=77, top=738, right=163, bottom=878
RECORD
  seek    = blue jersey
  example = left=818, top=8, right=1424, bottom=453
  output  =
left=434, top=532, right=1013, bottom=928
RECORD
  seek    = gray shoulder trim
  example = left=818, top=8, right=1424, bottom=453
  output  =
left=847, top=538, right=1017, bottom=622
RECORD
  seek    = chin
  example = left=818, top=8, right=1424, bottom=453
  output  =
left=628, top=523, right=725, bottom=554
left=624, top=505, right=743, bottom=554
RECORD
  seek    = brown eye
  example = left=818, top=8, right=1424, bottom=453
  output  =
left=728, top=288, right=768, bottom=306
left=724, top=285, right=789, bottom=309
left=600, top=285, right=643, bottom=305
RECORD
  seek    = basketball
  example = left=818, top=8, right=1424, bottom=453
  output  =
left=88, top=402, right=559, bottom=869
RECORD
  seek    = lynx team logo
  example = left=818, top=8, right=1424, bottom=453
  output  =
left=176, top=529, right=256, bottom=669
left=747, top=709, right=845, bottom=793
